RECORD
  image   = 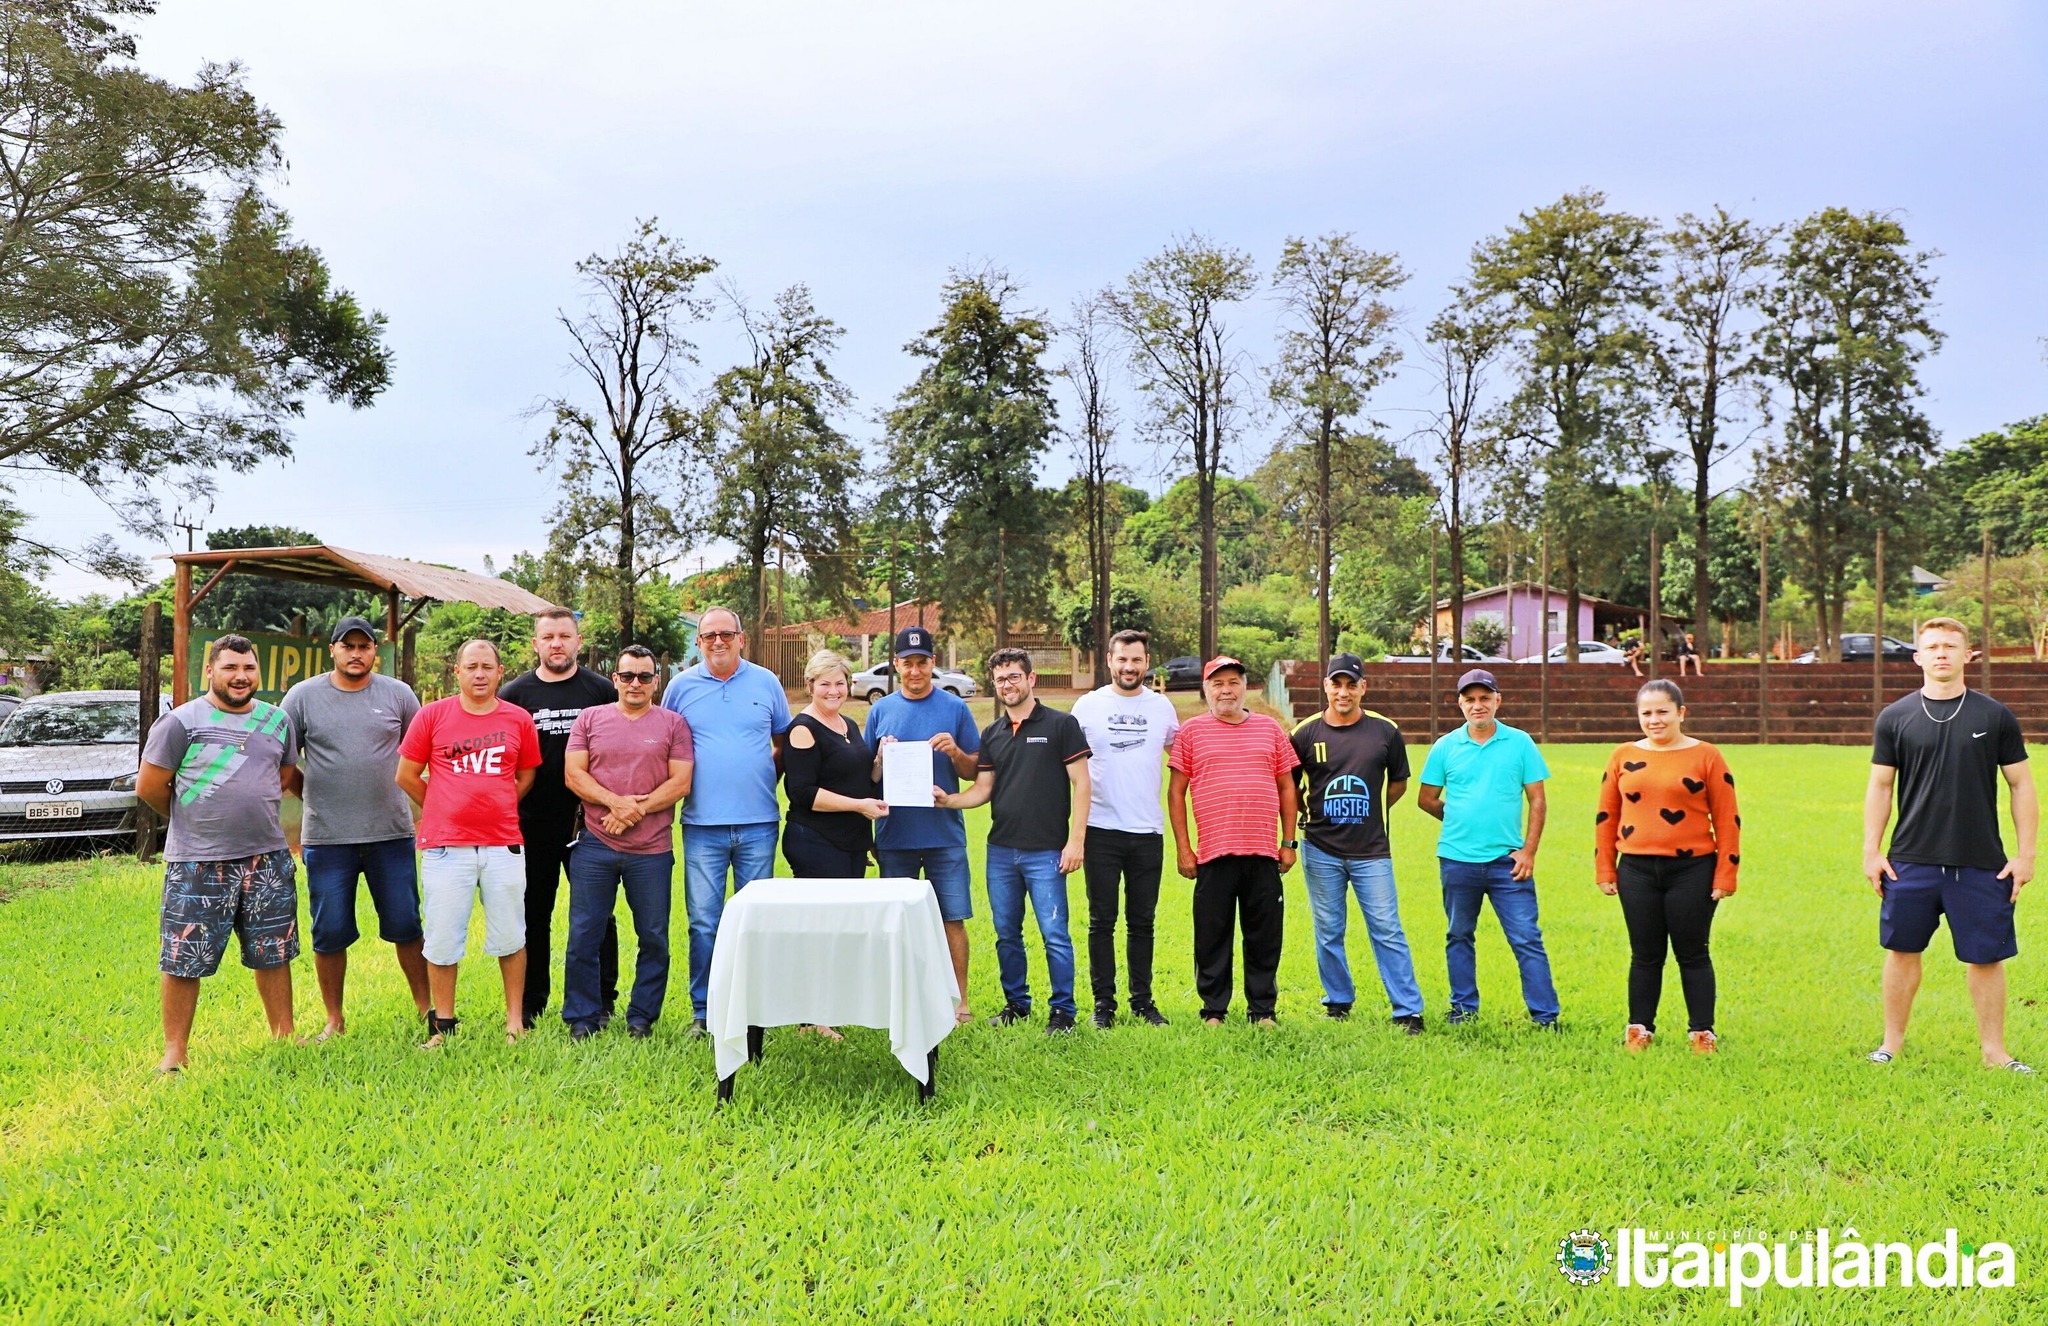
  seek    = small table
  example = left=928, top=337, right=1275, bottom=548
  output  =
left=707, top=877, right=959, bottom=1103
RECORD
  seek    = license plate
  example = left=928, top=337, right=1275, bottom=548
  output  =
left=25, top=801, right=83, bottom=820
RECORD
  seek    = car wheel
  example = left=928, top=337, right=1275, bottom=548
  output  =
left=940, top=685, right=961, bottom=697
left=865, top=688, right=884, bottom=702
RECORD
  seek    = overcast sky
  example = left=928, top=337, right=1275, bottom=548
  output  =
left=22, top=0, right=2048, bottom=596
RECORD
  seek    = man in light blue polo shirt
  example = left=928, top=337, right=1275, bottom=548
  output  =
left=865, top=625, right=981, bottom=1026
left=660, top=605, right=792, bottom=1035
left=1417, top=669, right=1559, bottom=1028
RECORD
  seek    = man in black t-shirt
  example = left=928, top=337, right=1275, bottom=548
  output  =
left=1863, top=617, right=2036, bottom=1072
left=1291, top=654, right=1425, bottom=1031
left=939, top=648, right=1091, bottom=1033
left=500, top=610, right=620, bottom=1029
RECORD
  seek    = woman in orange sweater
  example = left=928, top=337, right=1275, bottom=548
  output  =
left=1594, top=680, right=1741, bottom=1054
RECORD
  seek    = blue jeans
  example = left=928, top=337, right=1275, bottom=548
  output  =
left=985, top=845, right=1076, bottom=1017
left=683, top=822, right=779, bottom=1019
left=302, top=837, right=422, bottom=954
left=1440, top=855, right=1560, bottom=1023
left=563, top=840, right=674, bottom=1029
left=1300, top=844, right=1423, bottom=1018
left=875, top=845, right=974, bottom=921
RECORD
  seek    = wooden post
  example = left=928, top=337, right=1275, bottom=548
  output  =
left=1539, top=531, right=1550, bottom=743
left=401, top=626, right=417, bottom=689
left=171, top=559, right=192, bottom=705
left=135, top=601, right=162, bottom=861
left=385, top=587, right=402, bottom=673
left=1757, top=517, right=1770, bottom=745
left=1982, top=529, right=1994, bottom=692
left=1873, top=527, right=1885, bottom=721
left=1428, top=526, right=1440, bottom=742
left=1647, top=486, right=1661, bottom=682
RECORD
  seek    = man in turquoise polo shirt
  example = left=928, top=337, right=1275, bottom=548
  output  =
left=1416, top=669, right=1559, bottom=1028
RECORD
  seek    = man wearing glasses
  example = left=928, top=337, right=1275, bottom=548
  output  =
left=501, top=610, right=619, bottom=1028
left=560, top=645, right=695, bottom=1039
left=661, top=606, right=792, bottom=1036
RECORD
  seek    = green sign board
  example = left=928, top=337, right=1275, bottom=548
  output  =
left=189, top=631, right=398, bottom=703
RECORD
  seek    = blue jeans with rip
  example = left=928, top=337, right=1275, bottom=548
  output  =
left=1440, top=855, right=1560, bottom=1023
left=985, top=845, right=1077, bottom=1018
left=564, top=840, right=673, bottom=1030
left=684, top=822, right=779, bottom=1020
left=1300, top=844, right=1423, bottom=1018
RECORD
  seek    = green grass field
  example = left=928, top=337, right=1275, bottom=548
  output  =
left=3, top=743, right=2044, bottom=1322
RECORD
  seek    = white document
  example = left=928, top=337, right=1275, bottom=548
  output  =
left=882, top=739, right=936, bottom=808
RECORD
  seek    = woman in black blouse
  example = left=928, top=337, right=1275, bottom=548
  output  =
left=781, top=649, right=889, bottom=878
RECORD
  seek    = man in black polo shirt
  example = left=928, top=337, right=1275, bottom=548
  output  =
left=1863, top=616, right=2036, bottom=1072
left=938, top=647, right=1091, bottom=1033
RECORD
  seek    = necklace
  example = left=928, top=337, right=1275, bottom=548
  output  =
left=1919, top=690, right=1967, bottom=725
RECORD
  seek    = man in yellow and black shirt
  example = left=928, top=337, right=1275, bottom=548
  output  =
left=1290, top=654, right=1424, bottom=1030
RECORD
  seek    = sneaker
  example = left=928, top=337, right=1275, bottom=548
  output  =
left=1046, top=1011, right=1077, bottom=1035
left=568, top=1021, right=600, bottom=1042
left=1624, top=1024, right=1653, bottom=1053
left=1445, top=1009, right=1477, bottom=1025
left=1392, top=1014, right=1425, bottom=1036
left=627, top=1020, right=653, bottom=1040
left=1531, top=1017, right=1562, bottom=1033
left=1865, top=1048, right=1894, bottom=1064
left=596, top=1007, right=615, bottom=1031
left=1324, top=1003, right=1353, bottom=1021
left=1250, top=1015, right=1279, bottom=1027
left=1092, top=1008, right=1115, bottom=1030
left=987, top=1004, right=1031, bottom=1028
left=1688, top=1029, right=1717, bottom=1056
left=686, top=1018, right=709, bottom=1040
left=1132, top=1004, right=1169, bottom=1027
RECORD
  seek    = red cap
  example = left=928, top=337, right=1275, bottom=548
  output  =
left=1202, top=655, right=1247, bottom=681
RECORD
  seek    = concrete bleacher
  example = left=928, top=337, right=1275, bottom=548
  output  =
left=1270, top=661, right=2048, bottom=745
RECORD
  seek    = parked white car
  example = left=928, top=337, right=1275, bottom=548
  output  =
left=0, top=690, right=150, bottom=843
left=848, top=661, right=979, bottom=702
left=1514, top=640, right=1630, bottom=664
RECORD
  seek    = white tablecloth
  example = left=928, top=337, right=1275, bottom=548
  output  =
left=707, top=877, right=959, bottom=1084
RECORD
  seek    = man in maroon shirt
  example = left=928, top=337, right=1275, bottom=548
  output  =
left=1167, top=657, right=1300, bottom=1025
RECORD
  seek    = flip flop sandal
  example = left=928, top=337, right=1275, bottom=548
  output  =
left=1865, top=1049, right=1894, bottom=1064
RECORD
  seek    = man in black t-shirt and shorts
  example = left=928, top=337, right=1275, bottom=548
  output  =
left=1864, top=616, right=2036, bottom=1072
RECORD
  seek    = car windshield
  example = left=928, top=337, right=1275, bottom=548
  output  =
left=0, top=701, right=138, bottom=746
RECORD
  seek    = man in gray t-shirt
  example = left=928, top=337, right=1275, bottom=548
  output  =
left=282, top=616, right=430, bottom=1038
left=138, top=634, right=301, bottom=1073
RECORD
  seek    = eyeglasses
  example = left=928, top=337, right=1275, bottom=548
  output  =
left=614, top=671, right=657, bottom=684
left=700, top=630, right=741, bottom=643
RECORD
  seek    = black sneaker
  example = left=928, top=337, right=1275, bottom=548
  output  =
left=1532, top=1016, right=1563, bottom=1033
left=1446, top=1009, right=1477, bottom=1025
left=627, top=1020, right=653, bottom=1040
left=597, top=1006, right=615, bottom=1031
left=1132, top=1004, right=1169, bottom=1027
left=987, top=1004, right=1031, bottom=1028
left=1046, top=1011, right=1077, bottom=1035
left=1325, top=1002, right=1353, bottom=1020
left=1092, top=1008, right=1115, bottom=1030
left=568, top=1021, right=600, bottom=1041
left=1392, top=1014, right=1425, bottom=1035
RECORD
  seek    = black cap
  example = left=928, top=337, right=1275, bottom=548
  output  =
left=893, top=626, right=936, bottom=658
left=1325, top=653, right=1364, bottom=680
left=1456, top=668, right=1499, bottom=694
left=330, top=616, right=379, bottom=644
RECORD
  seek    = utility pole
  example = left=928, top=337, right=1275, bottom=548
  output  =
left=1428, top=526, right=1440, bottom=741
left=1647, top=482, right=1661, bottom=682
left=1873, top=527, right=1885, bottom=722
left=1757, top=516, right=1770, bottom=744
left=1982, top=528, right=1994, bottom=692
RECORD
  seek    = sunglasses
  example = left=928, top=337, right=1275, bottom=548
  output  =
left=614, top=671, right=658, bottom=684
left=700, top=630, right=741, bottom=643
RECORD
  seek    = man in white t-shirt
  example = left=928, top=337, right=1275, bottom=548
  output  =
left=1069, top=628, right=1181, bottom=1028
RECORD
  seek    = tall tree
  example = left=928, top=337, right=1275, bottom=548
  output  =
left=532, top=221, right=715, bottom=648
left=1467, top=190, right=1657, bottom=658
left=1416, top=301, right=1507, bottom=658
left=193, top=524, right=369, bottom=633
left=705, top=282, right=859, bottom=644
left=1060, top=290, right=1120, bottom=684
left=1758, top=208, right=1941, bottom=660
left=1269, top=234, right=1406, bottom=659
left=1655, top=208, right=1776, bottom=651
left=1109, top=237, right=1256, bottom=659
left=885, top=269, right=1059, bottom=646
left=1, top=0, right=390, bottom=574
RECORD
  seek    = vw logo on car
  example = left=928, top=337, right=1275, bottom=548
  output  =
left=45, top=778, right=64, bottom=795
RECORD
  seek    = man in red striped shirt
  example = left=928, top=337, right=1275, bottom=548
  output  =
left=1168, top=657, right=1301, bottom=1025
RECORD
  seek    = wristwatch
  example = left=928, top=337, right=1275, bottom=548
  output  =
left=1280, top=839, right=1299, bottom=850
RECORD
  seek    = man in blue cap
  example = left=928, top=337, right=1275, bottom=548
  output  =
left=1416, top=669, right=1560, bottom=1028
left=866, top=625, right=980, bottom=1024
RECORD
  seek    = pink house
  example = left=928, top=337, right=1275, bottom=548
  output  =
left=1432, top=582, right=1659, bottom=660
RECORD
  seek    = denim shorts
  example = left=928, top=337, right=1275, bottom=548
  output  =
left=419, top=845, right=527, bottom=964
left=1880, top=861, right=2018, bottom=965
left=303, top=837, right=423, bottom=954
left=876, top=845, right=973, bottom=921
left=159, top=850, right=300, bottom=978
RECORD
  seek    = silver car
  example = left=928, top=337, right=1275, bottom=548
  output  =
left=0, top=691, right=149, bottom=843
left=848, top=662, right=979, bottom=702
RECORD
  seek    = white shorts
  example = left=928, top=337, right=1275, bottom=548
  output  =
left=419, top=845, right=526, bottom=964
